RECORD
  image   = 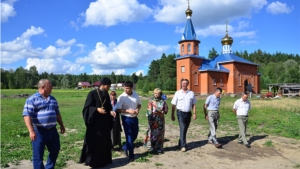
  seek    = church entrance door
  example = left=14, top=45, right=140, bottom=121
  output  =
left=244, top=79, right=248, bottom=93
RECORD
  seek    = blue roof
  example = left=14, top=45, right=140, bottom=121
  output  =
left=182, top=18, right=197, bottom=40
left=199, top=53, right=258, bottom=72
left=199, top=59, right=230, bottom=72
left=174, top=54, right=206, bottom=60
left=212, top=53, right=259, bottom=65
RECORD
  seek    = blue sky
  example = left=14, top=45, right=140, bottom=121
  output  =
left=1, top=0, right=299, bottom=76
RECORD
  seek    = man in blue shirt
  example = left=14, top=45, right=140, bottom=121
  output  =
left=23, top=79, right=65, bottom=169
left=204, top=87, right=222, bottom=148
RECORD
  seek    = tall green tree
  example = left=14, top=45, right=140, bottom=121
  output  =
left=60, top=75, right=70, bottom=88
left=1, top=69, right=9, bottom=89
left=27, top=66, right=39, bottom=88
left=164, top=78, right=176, bottom=93
left=147, top=59, right=160, bottom=82
left=136, top=79, right=144, bottom=90
left=138, top=72, right=143, bottom=81
left=208, top=47, right=218, bottom=59
left=130, top=73, right=138, bottom=84
left=111, top=71, right=116, bottom=83
left=14, top=66, right=27, bottom=88
left=159, top=54, right=176, bottom=81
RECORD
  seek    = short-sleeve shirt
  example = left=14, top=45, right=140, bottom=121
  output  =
left=205, top=94, right=220, bottom=111
left=233, top=98, right=251, bottom=116
left=116, top=91, right=141, bottom=117
left=171, top=89, right=197, bottom=112
left=22, top=92, right=60, bottom=129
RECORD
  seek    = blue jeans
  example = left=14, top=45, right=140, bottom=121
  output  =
left=177, top=110, right=191, bottom=148
left=32, top=127, right=60, bottom=169
left=121, top=116, right=139, bottom=159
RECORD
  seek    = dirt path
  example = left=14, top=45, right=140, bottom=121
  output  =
left=7, top=124, right=300, bottom=169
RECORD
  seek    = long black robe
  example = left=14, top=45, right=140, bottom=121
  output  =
left=111, top=99, right=122, bottom=148
left=79, top=89, right=113, bottom=168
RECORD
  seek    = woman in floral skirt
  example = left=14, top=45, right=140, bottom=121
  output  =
left=147, top=88, right=168, bottom=153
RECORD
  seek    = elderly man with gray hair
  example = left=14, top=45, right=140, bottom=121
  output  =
left=233, top=93, right=251, bottom=148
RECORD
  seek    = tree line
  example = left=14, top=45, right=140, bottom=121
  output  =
left=0, top=66, right=142, bottom=89
left=1, top=49, right=299, bottom=91
left=0, top=53, right=177, bottom=92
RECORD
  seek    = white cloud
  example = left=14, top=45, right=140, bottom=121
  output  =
left=1, top=26, right=76, bottom=64
left=238, top=21, right=250, bottom=30
left=76, top=38, right=169, bottom=72
left=1, top=26, right=44, bottom=64
left=1, top=0, right=16, bottom=23
left=25, top=58, right=84, bottom=74
left=73, top=44, right=86, bottom=56
left=90, top=68, right=125, bottom=75
left=42, top=46, right=72, bottom=59
left=56, top=39, right=76, bottom=47
left=83, top=0, right=153, bottom=27
left=266, top=1, right=293, bottom=14
left=132, top=70, right=144, bottom=76
left=187, top=24, right=256, bottom=39
left=251, top=0, right=268, bottom=12
left=154, top=0, right=268, bottom=28
left=240, top=40, right=258, bottom=45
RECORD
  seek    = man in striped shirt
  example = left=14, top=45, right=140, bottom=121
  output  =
left=23, top=79, right=65, bottom=169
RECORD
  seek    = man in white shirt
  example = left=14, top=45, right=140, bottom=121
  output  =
left=233, top=93, right=251, bottom=148
left=171, top=79, right=197, bottom=152
left=116, top=81, right=142, bottom=162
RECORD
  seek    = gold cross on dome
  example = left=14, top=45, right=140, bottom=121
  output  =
left=187, top=0, right=190, bottom=8
left=225, top=20, right=229, bottom=34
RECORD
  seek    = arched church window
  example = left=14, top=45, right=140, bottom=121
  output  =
left=220, top=78, right=223, bottom=86
left=181, top=66, right=185, bottom=73
left=194, top=71, right=198, bottom=85
left=238, top=73, right=241, bottom=86
left=212, top=78, right=216, bottom=86
left=188, top=44, right=191, bottom=53
left=194, top=46, right=197, bottom=54
left=251, top=76, right=254, bottom=86
left=181, top=45, right=184, bottom=53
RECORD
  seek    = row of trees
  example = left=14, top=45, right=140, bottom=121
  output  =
left=0, top=53, right=177, bottom=93
left=0, top=67, right=143, bottom=89
left=1, top=49, right=299, bottom=91
left=136, top=53, right=177, bottom=93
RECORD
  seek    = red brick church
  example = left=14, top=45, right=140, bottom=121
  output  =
left=175, top=4, right=260, bottom=95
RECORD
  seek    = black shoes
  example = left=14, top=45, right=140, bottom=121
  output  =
left=123, top=149, right=128, bottom=157
left=238, top=141, right=251, bottom=148
left=128, top=157, right=134, bottom=162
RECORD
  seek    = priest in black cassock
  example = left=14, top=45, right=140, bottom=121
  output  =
left=79, top=77, right=116, bottom=168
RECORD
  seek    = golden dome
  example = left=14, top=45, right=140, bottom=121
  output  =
left=186, top=7, right=193, bottom=16
left=221, top=33, right=233, bottom=45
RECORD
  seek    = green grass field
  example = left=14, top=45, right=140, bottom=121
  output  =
left=1, top=89, right=300, bottom=168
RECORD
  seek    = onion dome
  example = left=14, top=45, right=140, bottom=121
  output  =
left=186, top=7, right=193, bottom=17
left=221, top=33, right=233, bottom=45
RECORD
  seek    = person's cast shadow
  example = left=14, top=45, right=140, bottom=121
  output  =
left=90, top=134, right=268, bottom=168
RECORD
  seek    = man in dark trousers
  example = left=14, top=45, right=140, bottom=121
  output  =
left=116, top=81, right=142, bottom=162
left=79, top=77, right=116, bottom=168
left=171, top=79, right=197, bottom=152
left=23, top=79, right=65, bottom=169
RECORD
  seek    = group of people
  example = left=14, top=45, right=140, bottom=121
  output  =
left=22, top=78, right=251, bottom=169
